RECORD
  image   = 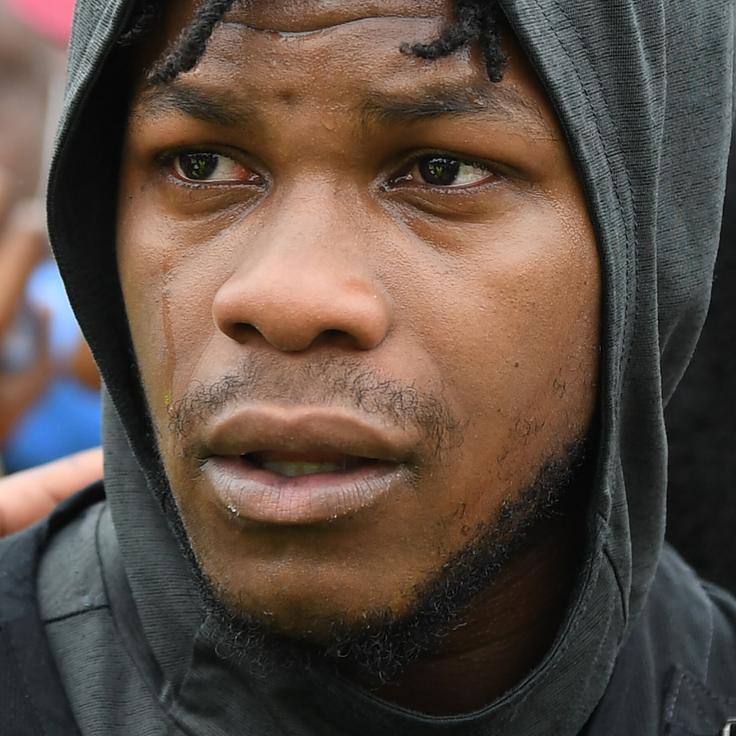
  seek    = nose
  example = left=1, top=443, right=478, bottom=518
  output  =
left=212, top=197, right=392, bottom=353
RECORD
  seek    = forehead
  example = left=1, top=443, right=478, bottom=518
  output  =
left=157, top=0, right=453, bottom=35
left=136, top=0, right=559, bottom=140
left=221, top=0, right=453, bottom=30
left=154, top=0, right=452, bottom=83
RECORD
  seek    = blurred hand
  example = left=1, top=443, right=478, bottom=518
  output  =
left=0, top=447, right=103, bottom=537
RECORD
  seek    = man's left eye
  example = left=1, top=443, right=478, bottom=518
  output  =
left=171, top=152, right=259, bottom=184
left=393, top=155, right=495, bottom=189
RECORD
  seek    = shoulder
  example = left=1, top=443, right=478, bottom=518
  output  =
left=588, top=544, right=736, bottom=734
left=646, top=546, right=736, bottom=684
left=0, top=483, right=105, bottom=605
left=645, top=546, right=736, bottom=730
left=0, top=483, right=105, bottom=736
left=37, top=491, right=109, bottom=624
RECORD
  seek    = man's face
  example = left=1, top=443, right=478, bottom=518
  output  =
left=117, top=0, right=600, bottom=641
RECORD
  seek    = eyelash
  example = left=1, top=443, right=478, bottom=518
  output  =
left=386, top=151, right=499, bottom=191
left=159, top=149, right=501, bottom=192
left=158, top=149, right=263, bottom=188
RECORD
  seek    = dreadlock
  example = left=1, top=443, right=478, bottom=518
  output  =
left=120, top=0, right=507, bottom=85
left=400, top=0, right=507, bottom=82
left=118, top=0, right=160, bottom=47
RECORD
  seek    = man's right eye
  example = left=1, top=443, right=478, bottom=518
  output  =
left=170, top=152, right=261, bottom=185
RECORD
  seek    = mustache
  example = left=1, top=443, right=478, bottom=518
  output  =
left=168, top=357, right=462, bottom=455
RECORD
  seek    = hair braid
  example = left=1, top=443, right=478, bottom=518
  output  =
left=478, top=4, right=508, bottom=82
left=118, top=0, right=161, bottom=47
left=147, top=0, right=239, bottom=85
left=400, top=0, right=482, bottom=59
left=401, top=0, right=507, bottom=82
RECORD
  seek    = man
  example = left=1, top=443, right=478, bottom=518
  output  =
left=1, top=0, right=734, bottom=734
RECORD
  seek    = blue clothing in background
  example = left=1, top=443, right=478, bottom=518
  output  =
left=2, top=260, right=101, bottom=473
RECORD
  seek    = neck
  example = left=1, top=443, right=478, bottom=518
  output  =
left=370, top=512, right=582, bottom=715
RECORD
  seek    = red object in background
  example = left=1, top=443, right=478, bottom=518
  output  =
left=7, top=0, right=75, bottom=45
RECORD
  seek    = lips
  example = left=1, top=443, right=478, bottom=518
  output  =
left=199, top=405, right=416, bottom=525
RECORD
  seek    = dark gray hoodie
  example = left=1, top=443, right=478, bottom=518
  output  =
left=3, top=0, right=736, bottom=734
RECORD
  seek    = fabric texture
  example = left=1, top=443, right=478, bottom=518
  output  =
left=12, top=0, right=735, bottom=733
left=665, top=139, right=736, bottom=593
left=0, top=488, right=732, bottom=735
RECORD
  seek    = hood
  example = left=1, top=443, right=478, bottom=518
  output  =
left=47, top=1, right=735, bottom=733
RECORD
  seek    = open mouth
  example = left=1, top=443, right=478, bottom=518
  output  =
left=199, top=405, right=416, bottom=523
left=241, top=451, right=380, bottom=478
left=205, top=450, right=402, bottom=524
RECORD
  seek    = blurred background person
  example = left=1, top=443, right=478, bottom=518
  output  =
left=0, top=175, right=51, bottom=445
left=0, top=0, right=101, bottom=475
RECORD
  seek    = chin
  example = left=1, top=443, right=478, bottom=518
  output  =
left=198, top=553, right=413, bottom=642
left=177, top=491, right=434, bottom=633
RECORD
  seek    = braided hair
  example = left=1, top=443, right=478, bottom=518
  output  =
left=119, top=0, right=507, bottom=84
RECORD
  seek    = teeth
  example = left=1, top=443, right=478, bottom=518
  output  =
left=260, top=461, right=345, bottom=477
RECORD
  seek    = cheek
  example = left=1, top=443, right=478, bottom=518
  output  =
left=116, top=179, right=227, bottom=429
left=405, top=198, right=600, bottom=518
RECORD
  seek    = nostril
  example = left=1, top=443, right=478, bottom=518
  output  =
left=308, top=328, right=368, bottom=352
left=227, top=322, right=260, bottom=343
left=320, top=328, right=357, bottom=346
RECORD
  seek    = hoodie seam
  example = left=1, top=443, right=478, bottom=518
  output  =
left=665, top=669, right=685, bottom=725
left=558, top=550, right=621, bottom=727
left=540, top=0, right=637, bottom=384
left=601, top=541, right=628, bottom=626
left=665, top=668, right=736, bottom=730
left=533, top=0, right=638, bottom=620
left=43, top=605, right=110, bottom=625
left=68, top=2, right=124, bottom=103
left=701, top=586, right=715, bottom=682
left=95, top=505, right=176, bottom=725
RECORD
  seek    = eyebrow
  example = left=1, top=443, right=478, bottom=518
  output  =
left=361, top=83, right=550, bottom=134
left=135, top=83, right=259, bottom=127
left=134, top=79, right=550, bottom=136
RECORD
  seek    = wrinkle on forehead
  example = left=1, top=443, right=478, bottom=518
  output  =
left=139, top=0, right=558, bottom=141
left=226, top=0, right=450, bottom=33
left=225, top=15, right=440, bottom=38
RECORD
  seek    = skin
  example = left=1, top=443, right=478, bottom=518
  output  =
left=117, top=0, right=601, bottom=714
left=0, top=447, right=103, bottom=536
